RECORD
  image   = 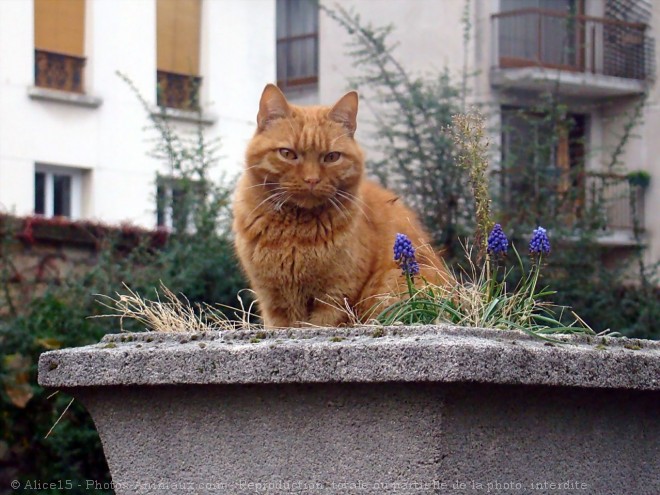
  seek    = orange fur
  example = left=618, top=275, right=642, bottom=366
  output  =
left=233, top=84, right=450, bottom=328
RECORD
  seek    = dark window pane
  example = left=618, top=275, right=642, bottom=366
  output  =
left=288, top=37, right=317, bottom=79
left=277, top=41, right=288, bottom=82
left=171, top=184, right=188, bottom=230
left=500, top=107, right=586, bottom=221
left=53, top=174, right=71, bottom=217
left=498, top=0, right=579, bottom=67
left=156, top=183, right=166, bottom=227
left=35, top=172, right=46, bottom=215
left=276, top=0, right=319, bottom=86
left=288, top=0, right=318, bottom=36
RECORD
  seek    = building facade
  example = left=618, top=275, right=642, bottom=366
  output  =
left=277, top=0, right=658, bottom=265
left=0, top=0, right=275, bottom=227
left=1, top=0, right=657, bottom=266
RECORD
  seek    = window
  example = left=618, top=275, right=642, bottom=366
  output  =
left=34, top=0, right=86, bottom=93
left=276, top=0, right=319, bottom=90
left=498, top=0, right=584, bottom=70
left=34, top=165, right=84, bottom=219
left=156, top=176, right=202, bottom=231
left=499, top=107, right=586, bottom=223
left=156, top=0, right=202, bottom=110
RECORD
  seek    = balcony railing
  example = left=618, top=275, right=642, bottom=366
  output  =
left=156, top=71, right=202, bottom=111
left=585, top=172, right=645, bottom=235
left=34, top=49, right=85, bottom=93
left=494, top=170, right=646, bottom=241
left=492, top=9, right=653, bottom=81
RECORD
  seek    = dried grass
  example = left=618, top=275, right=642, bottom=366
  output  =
left=94, top=283, right=260, bottom=333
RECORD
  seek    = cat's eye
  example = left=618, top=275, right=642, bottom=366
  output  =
left=279, top=148, right=298, bottom=160
left=323, top=152, right=341, bottom=163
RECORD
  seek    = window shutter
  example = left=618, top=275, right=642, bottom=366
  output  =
left=157, top=0, right=201, bottom=76
left=34, top=0, right=85, bottom=56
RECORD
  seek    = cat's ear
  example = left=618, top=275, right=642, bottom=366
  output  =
left=328, top=91, right=358, bottom=137
left=257, top=84, right=291, bottom=131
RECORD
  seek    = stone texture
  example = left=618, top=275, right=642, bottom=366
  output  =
left=39, top=325, right=660, bottom=390
left=37, top=326, right=660, bottom=494
left=73, top=382, right=659, bottom=495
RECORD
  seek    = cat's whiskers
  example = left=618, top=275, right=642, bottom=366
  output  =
left=335, top=190, right=369, bottom=218
left=333, top=194, right=355, bottom=219
left=328, top=197, right=350, bottom=221
left=246, top=189, right=289, bottom=218
left=267, top=190, right=288, bottom=205
left=244, top=181, right=281, bottom=191
left=337, top=189, right=372, bottom=212
left=274, top=194, right=292, bottom=212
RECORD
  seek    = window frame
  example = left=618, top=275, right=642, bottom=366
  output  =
left=156, top=175, right=202, bottom=232
left=156, top=0, right=203, bottom=111
left=34, top=164, right=84, bottom=219
left=33, top=0, right=87, bottom=93
left=276, top=0, right=320, bottom=89
left=499, top=106, right=588, bottom=223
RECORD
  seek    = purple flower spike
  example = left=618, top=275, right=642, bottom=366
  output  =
left=393, top=233, right=420, bottom=277
left=529, top=226, right=551, bottom=255
left=487, top=223, right=509, bottom=257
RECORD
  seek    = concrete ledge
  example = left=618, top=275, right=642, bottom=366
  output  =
left=149, top=106, right=216, bottom=125
left=39, top=325, right=659, bottom=390
left=490, top=67, right=648, bottom=97
left=37, top=326, right=660, bottom=495
left=28, top=86, right=103, bottom=108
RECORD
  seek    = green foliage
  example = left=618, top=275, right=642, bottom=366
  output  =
left=0, top=293, right=114, bottom=494
left=626, top=170, right=651, bottom=188
left=546, top=246, right=660, bottom=339
left=377, top=246, right=597, bottom=342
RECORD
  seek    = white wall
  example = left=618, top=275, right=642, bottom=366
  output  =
left=0, top=0, right=42, bottom=216
left=204, top=0, right=276, bottom=175
left=0, top=0, right=275, bottom=227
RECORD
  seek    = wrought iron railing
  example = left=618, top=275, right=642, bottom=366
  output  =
left=492, top=9, right=653, bottom=81
left=493, top=170, right=646, bottom=237
left=156, top=71, right=202, bottom=111
left=585, top=172, right=645, bottom=233
left=34, top=49, right=86, bottom=93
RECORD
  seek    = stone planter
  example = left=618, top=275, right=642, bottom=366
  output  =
left=38, top=326, right=660, bottom=494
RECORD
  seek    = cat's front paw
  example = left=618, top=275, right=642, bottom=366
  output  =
left=306, top=306, right=348, bottom=328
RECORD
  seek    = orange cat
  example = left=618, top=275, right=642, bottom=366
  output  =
left=233, top=84, right=449, bottom=328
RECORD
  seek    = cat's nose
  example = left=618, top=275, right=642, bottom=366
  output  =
left=304, top=177, right=320, bottom=189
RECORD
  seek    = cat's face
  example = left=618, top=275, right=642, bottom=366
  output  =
left=245, top=84, right=364, bottom=210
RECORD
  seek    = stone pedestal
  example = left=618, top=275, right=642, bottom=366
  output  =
left=38, top=326, right=660, bottom=494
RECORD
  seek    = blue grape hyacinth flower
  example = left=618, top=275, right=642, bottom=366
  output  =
left=393, top=233, right=420, bottom=277
left=487, top=223, right=509, bottom=256
left=529, top=226, right=551, bottom=255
